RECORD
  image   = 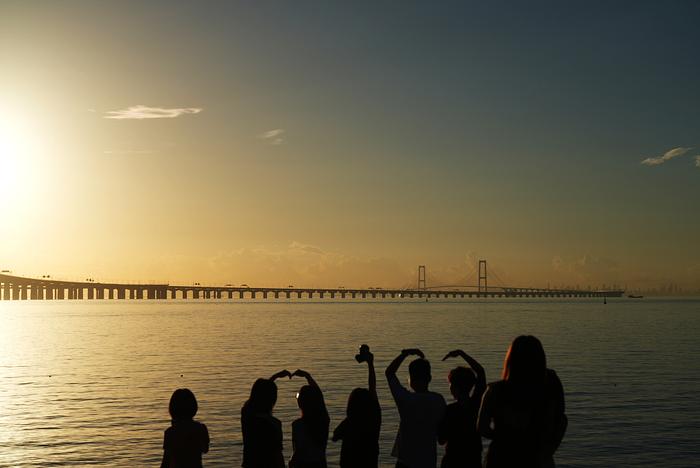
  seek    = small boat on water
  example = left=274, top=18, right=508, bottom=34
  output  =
left=628, top=294, right=644, bottom=299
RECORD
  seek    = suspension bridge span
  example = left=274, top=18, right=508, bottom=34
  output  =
left=0, top=263, right=624, bottom=301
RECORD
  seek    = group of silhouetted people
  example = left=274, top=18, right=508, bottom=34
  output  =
left=161, top=335, right=567, bottom=468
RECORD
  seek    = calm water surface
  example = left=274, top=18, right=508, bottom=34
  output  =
left=0, top=299, right=698, bottom=467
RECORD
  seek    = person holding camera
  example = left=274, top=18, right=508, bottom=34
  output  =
left=386, top=348, right=446, bottom=468
left=332, top=345, right=382, bottom=468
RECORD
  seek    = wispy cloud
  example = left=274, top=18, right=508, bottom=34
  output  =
left=258, top=128, right=285, bottom=145
left=640, top=147, right=693, bottom=166
left=208, top=241, right=411, bottom=288
left=552, top=254, right=620, bottom=283
left=103, top=149, right=154, bottom=155
left=104, top=105, right=202, bottom=120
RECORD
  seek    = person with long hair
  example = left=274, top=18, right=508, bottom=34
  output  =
left=289, top=369, right=330, bottom=468
left=332, top=345, right=382, bottom=468
left=241, top=370, right=291, bottom=468
left=161, top=388, right=209, bottom=468
left=438, top=349, right=486, bottom=468
left=477, top=336, right=567, bottom=468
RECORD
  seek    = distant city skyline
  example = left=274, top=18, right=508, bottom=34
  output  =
left=1, top=1, right=698, bottom=291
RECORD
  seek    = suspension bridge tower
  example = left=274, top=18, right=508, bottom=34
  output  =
left=418, top=265, right=426, bottom=290
left=478, top=260, right=487, bottom=295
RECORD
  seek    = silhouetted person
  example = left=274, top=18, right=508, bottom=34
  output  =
left=438, top=349, right=487, bottom=468
left=477, top=336, right=567, bottom=468
left=386, top=348, right=446, bottom=468
left=290, top=369, right=329, bottom=468
left=242, top=371, right=291, bottom=468
left=332, top=344, right=382, bottom=468
left=161, top=388, right=209, bottom=468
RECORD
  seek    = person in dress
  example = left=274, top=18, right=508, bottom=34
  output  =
left=477, top=336, right=567, bottom=468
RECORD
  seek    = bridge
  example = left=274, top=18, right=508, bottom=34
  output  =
left=0, top=261, right=624, bottom=301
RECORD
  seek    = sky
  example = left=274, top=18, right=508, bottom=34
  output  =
left=1, top=1, right=698, bottom=290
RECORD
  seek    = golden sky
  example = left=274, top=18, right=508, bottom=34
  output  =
left=1, top=2, right=699, bottom=290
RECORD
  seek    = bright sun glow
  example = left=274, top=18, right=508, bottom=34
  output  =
left=0, top=112, right=41, bottom=201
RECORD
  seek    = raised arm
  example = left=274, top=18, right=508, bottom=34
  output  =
left=292, top=369, right=319, bottom=387
left=367, top=353, right=377, bottom=396
left=385, top=348, right=424, bottom=378
left=442, top=349, right=487, bottom=396
left=269, top=369, right=292, bottom=381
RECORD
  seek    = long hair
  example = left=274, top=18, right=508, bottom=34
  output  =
left=243, top=378, right=278, bottom=415
left=502, top=335, right=547, bottom=386
left=297, top=384, right=330, bottom=446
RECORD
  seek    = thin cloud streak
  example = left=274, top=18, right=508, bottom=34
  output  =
left=104, top=105, right=202, bottom=120
left=258, top=128, right=285, bottom=145
left=103, top=149, right=154, bottom=155
left=640, top=147, right=692, bottom=166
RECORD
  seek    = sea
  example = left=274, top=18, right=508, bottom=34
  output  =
left=0, top=298, right=698, bottom=467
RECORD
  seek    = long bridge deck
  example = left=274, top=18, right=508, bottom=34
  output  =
left=0, top=273, right=624, bottom=301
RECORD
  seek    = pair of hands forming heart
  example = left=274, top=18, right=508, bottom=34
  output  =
left=270, top=369, right=311, bottom=381
left=402, top=348, right=471, bottom=362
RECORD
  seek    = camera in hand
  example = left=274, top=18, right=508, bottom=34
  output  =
left=355, top=344, right=371, bottom=363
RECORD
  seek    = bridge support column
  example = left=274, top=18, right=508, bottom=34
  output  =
left=20, top=286, right=27, bottom=300
left=97, top=289, right=104, bottom=300
left=87, top=288, right=94, bottom=300
left=3, top=284, right=9, bottom=300
left=30, top=285, right=39, bottom=300
left=57, top=288, right=64, bottom=300
left=117, top=289, right=125, bottom=299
